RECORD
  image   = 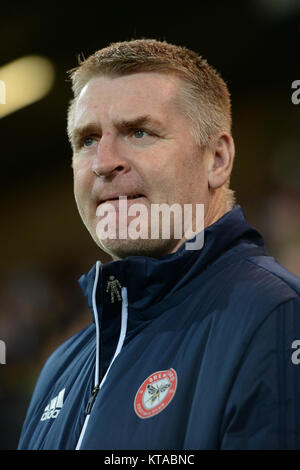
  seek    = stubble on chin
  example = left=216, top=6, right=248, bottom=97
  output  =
left=98, top=237, right=181, bottom=260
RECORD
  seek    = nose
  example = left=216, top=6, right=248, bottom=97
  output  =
left=92, top=134, right=130, bottom=178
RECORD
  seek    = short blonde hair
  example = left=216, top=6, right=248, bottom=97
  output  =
left=67, top=39, right=235, bottom=208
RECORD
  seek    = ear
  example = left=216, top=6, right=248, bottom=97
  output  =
left=207, top=133, right=235, bottom=189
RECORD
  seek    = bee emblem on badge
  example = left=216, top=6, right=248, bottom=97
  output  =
left=145, top=383, right=171, bottom=405
left=134, top=369, right=177, bottom=419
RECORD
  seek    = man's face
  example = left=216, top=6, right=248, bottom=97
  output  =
left=72, top=72, right=211, bottom=259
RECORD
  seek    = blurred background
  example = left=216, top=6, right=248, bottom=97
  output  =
left=0, top=0, right=300, bottom=449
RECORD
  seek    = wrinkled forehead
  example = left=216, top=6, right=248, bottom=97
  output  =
left=73, top=72, right=184, bottom=126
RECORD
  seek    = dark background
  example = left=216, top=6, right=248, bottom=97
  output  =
left=0, top=0, right=300, bottom=449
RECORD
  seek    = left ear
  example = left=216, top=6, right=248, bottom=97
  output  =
left=207, top=133, right=235, bottom=189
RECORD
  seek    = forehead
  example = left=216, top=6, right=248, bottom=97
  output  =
left=73, top=72, right=182, bottom=127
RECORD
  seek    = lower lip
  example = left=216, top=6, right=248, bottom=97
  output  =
left=97, top=196, right=147, bottom=211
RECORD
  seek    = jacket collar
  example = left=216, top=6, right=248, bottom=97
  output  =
left=78, top=205, right=265, bottom=314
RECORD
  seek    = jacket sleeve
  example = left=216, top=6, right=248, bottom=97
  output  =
left=220, top=295, right=300, bottom=449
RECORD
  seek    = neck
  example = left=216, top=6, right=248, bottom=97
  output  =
left=170, top=189, right=228, bottom=254
left=205, top=188, right=229, bottom=228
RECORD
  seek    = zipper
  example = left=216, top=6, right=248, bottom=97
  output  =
left=85, top=385, right=100, bottom=415
left=75, top=262, right=128, bottom=450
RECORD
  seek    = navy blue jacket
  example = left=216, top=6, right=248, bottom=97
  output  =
left=18, top=205, right=300, bottom=449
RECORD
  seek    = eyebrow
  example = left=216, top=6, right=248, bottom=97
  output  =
left=71, top=114, right=164, bottom=147
left=72, top=123, right=99, bottom=147
left=116, top=115, right=163, bottom=132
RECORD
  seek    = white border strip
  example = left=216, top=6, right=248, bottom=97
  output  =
left=75, top=272, right=128, bottom=450
left=92, top=261, right=101, bottom=387
left=75, top=261, right=101, bottom=450
left=99, top=287, right=128, bottom=389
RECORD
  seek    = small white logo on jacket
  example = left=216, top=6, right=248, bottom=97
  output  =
left=40, top=388, right=65, bottom=421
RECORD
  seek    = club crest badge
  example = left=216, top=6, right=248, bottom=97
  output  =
left=134, top=368, right=177, bottom=419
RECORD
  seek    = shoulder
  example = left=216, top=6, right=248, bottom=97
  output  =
left=33, top=323, right=94, bottom=396
left=239, top=251, right=300, bottom=304
left=43, top=322, right=94, bottom=371
left=200, top=247, right=300, bottom=344
left=217, top=247, right=300, bottom=314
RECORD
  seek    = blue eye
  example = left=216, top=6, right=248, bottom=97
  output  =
left=133, top=129, right=147, bottom=139
left=83, top=136, right=95, bottom=147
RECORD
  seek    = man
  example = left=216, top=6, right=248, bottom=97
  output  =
left=18, top=39, right=300, bottom=450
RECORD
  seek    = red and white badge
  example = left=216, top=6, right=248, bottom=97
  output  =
left=134, top=368, right=177, bottom=419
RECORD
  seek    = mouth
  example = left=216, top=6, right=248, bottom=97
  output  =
left=100, top=194, right=145, bottom=204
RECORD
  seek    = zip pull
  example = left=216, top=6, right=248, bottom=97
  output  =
left=85, top=385, right=100, bottom=415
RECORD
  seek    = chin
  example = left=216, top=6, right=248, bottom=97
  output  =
left=98, top=237, right=181, bottom=260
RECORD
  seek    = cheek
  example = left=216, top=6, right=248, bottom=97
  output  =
left=73, top=162, right=92, bottom=208
left=137, top=148, right=176, bottom=193
left=157, top=150, right=207, bottom=203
